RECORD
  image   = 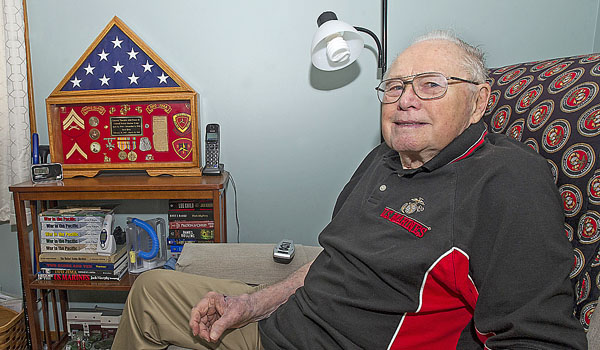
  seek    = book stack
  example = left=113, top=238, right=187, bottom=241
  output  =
left=37, top=245, right=128, bottom=281
left=168, top=199, right=215, bottom=257
left=39, top=207, right=114, bottom=254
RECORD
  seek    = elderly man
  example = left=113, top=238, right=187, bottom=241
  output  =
left=113, top=31, right=587, bottom=349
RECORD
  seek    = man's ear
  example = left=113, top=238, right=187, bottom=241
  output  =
left=470, top=82, right=491, bottom=124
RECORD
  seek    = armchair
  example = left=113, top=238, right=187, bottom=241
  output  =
left=167, top=52, right=600, bottom=349
left=483, top=53, right=600, bottom=344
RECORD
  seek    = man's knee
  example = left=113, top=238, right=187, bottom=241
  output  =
left=129, top=269, right=174, bottom=299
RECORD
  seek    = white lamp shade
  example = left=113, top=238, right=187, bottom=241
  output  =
left=311, top=20, right=364, bottom=71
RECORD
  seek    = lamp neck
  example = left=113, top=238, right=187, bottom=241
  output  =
left=354, top=26, right=386, bottom=77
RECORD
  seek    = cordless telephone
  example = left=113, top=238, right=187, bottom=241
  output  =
left=202, top=123, right=223, bottom=175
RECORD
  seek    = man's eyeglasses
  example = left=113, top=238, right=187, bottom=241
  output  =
left=375, top=72, right=481, bottom=104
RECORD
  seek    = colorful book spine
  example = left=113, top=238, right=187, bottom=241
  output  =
left=39, top=268, right=125, bottom=276
left=167, top=211, right=214, bottom=220
left=38, top=245, right=127, bottom=263
left=168, top=221, right=214, bottom=230
left=39, top=254, right=127, bottom=271
left=168, top=199, right=213, bottom=211
left=37, top=272, right=125, bottom=281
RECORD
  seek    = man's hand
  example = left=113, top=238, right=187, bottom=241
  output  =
left=189, top=260, right=314, bottom=343
left=189, top=291, right=254, bottom=343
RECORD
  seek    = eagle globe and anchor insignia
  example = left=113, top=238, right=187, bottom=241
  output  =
left=401, top=197, right=425, bottom=214
left=380, top=197, right=431, bottom=238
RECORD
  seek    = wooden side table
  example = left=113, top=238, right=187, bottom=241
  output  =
left=9, top=172, right=228, bottom=349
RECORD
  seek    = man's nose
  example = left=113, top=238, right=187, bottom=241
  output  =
left=397, top=83, right=420, bottom=110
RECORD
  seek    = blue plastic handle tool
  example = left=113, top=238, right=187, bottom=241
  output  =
left=132, top=218, right=159, bottom=260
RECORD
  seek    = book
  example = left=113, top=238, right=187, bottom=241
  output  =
left=39, top=253, right=127, bottom=271
left=169, top=221, right=214, bottom=230
left=37, top=270, right=126, bottom=281
left=168, top=229, right=214, bottom=241
left=168, top=211, right=213, bottom=220
left=38, top=244, right=127, bottom=263
left=38, top=262, right=127, bottom=281
left=168, top=199, right=213, bottom=211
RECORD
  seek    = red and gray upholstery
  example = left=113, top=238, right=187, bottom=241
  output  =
left=483, top=53, right=600, bottom=331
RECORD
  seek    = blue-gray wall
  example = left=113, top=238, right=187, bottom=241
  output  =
left=2, top=0, right=600, bottom=298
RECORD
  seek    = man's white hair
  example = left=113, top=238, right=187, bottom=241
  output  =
left=410, top=30, right=489, bottom=83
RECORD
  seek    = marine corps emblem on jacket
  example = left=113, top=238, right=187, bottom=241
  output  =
left=401, top=197, right=425, bottom=215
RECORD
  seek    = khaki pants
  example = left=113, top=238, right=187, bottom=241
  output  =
left=112, top=269, right=263, bottom=350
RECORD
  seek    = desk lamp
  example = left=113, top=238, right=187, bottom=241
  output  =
left=310, top=1, right=387, bottom=76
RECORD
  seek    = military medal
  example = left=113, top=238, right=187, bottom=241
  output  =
left=127, top=151, right=137, bottom=161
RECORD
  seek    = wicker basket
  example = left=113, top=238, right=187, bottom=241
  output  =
left=0, top=305, right=27, bottom=350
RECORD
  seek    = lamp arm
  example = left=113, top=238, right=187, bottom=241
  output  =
left=354, top=26, right=385, bottom=75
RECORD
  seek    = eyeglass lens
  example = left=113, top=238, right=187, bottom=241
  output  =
left=377, top=73, right=449, bottom=103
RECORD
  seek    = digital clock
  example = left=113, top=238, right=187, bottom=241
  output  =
left=31, top=163, right=63, bottom=183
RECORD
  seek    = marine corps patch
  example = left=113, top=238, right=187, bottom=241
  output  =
left=547, top=159, right=559, bottom=184
left=576, top=272, right=592, bottom=306
left=485, top=90, right=501, bottom=116
left=560, top=184, right=583, bottom=218
left=562, top=143, right=595, bottom=178
left=571, top=248, right=585, bottom=279
left=549, top=68, right=584, bottom=94
left=578, top=210, right=600, bottom=244
left=497, top=67, right=526, bottom=86
left=537, top=61, right=573, bottom=81
left=565, top=223, right=574, bottom=242
left=577, top=104, right=600, bottom=137
left=490, top=105, right=511, bottom=133
left=530, top=59, right=563, bottom=72
left=505, top=76, right=533, bottom=99
left=400, top=197, right=425, bottom=215
left=491, top=64, right=520, bottom=75
left=588, top=170, right=600, bottom=205
left=527, top=100, right=554, bottom=132
left=580, top=54, right=600, bottom=64
left=592, top=249, right=600, bottom=268
left=523, top=138, right=539, bottom=153
left=560, top=82, right=598, bottom=113
left=542, top=119, right=570, bottom=153
left=516, top=85, right=543, bottom=114
left=592, top=62, right=600, bottom=76
left=506, top=118, right=524, bottom=141
left=580, top=300, right=597, bottom=331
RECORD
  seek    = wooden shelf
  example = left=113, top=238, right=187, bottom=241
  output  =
left=10, top=172, right=229, bottom=349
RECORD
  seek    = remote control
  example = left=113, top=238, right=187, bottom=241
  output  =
left=273, top=239, right=295, bottom=264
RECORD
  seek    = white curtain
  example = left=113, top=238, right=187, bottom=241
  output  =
left=0, top=0, right=31, bottom=223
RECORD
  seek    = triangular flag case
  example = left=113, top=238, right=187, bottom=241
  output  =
left=46, top=16, right=201, bottom=177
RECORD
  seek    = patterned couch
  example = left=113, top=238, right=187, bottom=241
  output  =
left=483, top=53, right=600, bottom=332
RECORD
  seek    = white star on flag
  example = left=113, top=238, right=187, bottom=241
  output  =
left=84, top=63, right=95, bottom=75
left=111, top=36, right=123, bottom=48
left=99, top=74, right=110, bottom=86
left=127, top=48, right=139, bottom=60
left=112, top=61, right=124, bottom=73
left=70, top=76, right=81, bottom=87
left=157, top=72, right=169, bottom=84
left=142, top=60, right=154, bottom=72
left=98, top=50, right=109, bottom=61
left=128, top=73, right=139, bottom=85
